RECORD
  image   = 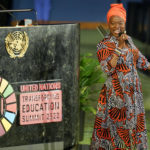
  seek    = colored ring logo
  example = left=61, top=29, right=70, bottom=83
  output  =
left=0, top=77, right=17, bottom=136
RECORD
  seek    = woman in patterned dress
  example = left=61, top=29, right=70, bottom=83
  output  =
left=90, top=3, right=150, bottom=150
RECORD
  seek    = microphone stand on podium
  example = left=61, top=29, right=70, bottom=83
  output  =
left=0, top=9, right=38, bottom=26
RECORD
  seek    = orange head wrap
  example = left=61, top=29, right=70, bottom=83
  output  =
left=107, top=3, right=126, bottom=23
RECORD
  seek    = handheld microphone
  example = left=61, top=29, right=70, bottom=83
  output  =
left=118, top=30, right=126, bottom=37
left=119, top=30, right=130, bottom=46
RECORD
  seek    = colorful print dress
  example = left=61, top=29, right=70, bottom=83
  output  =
left=91, top=35, right=150, bottom=150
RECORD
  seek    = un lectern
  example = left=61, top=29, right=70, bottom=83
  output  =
left=0, top=24, right=79, bottom=150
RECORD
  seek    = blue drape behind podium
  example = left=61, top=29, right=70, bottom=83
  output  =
left=33, top=0, right=51, bottom=20
left=12, top=0, right=142, bottom=22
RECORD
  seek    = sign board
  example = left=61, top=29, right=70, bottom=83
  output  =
left=19, top=81, right=62, bottom=125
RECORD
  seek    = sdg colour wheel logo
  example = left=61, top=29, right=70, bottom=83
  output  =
left=0, top=77, right=17, bottom=136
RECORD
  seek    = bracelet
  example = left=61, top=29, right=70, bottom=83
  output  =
left=114, top=48, right=121, bottom=56
left=117, top=47, right=122, bottom=51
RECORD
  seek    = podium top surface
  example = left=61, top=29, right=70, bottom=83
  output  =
left=0, top=23, right=79, bottom=29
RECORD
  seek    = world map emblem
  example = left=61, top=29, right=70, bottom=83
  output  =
left=5, top=31, right=29, bottom=59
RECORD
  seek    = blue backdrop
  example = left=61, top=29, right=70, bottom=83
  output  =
left=12, top=0, right=142, bottom=22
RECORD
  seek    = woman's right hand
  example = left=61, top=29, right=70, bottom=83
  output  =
left=110, top=54, right=119, bottom=68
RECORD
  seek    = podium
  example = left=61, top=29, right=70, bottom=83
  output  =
left=0, top=24, right=79, bottom=150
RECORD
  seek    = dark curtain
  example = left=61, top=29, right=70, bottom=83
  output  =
left=0, top=0, right=12, bottom=26
left=127, top=2, right=150, bottom=44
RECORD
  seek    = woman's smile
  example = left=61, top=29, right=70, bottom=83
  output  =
left=108, top=15, right=125, bottom=37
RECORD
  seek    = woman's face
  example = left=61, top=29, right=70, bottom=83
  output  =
left=108, top=15, right=126, bottom=38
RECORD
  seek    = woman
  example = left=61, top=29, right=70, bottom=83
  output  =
left=91, top=3, right=150, bottom=150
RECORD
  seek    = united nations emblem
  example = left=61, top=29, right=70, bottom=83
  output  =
left=5, top=31, right=29, bottom=58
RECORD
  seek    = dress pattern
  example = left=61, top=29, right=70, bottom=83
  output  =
left=90, top=35, right=150, bottom=150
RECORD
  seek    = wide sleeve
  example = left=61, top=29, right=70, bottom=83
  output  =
left=136, top=49, right=150, bottom=71
left=97, top=41, right=117, bottom=76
